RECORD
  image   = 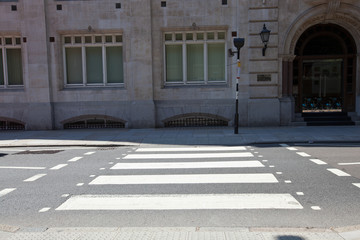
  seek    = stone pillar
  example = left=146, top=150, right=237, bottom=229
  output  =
left=21, top=0, right=53, bottom=130
left=126, top=0, right=155, bottom=128
left=280, top=54, right=296, bottom=125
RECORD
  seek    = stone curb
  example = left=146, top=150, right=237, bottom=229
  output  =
left=1, top=140, right=360, bottom=149
left=2, top=225, right=360, bottom=234
left=1, top=227, right=359, bottom=240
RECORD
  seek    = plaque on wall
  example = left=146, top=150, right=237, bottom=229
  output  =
left=257, top=74, right=271, bottom=82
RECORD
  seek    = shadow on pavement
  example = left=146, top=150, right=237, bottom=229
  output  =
left=277, top=236, right=305, bottom=240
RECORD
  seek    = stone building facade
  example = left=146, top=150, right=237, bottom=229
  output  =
left=0, top=0, right=359, bottom=130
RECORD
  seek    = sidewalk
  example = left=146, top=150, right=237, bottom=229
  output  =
left=1, top=125, right=360, bottom=148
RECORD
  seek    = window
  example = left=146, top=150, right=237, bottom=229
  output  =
left=63, top=34, right=124, bottom=87
left=0, top=36, right=23, bottom=88
left=164, top=31, right=226, bottom=85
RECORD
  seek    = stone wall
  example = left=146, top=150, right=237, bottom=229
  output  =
left=0, top=0, right=359, bottom=129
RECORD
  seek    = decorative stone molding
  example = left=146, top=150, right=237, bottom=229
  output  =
left=304, top=0, right=358, bottom=5
left=281, top=1, right=360, bottom=55
left=279, top=54, right=296, bottom=62
left=325, top=0, right=340, bottom=20
left=287, top=13, right=360, bottom=54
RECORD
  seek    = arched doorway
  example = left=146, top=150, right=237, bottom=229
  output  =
left=293, top=24, right=357, bottom=113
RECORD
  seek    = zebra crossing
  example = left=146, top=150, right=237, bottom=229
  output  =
left=56, top=146, right=303, bottom=211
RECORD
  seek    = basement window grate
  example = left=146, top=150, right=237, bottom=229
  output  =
left=0, top=120, right=25, bottom=130
left=164, top=116, right=228, bottom=127
left=64, top=118, right=125, bottom=129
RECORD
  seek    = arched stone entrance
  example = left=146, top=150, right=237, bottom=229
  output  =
left=279, top=2, right=360, bottom=125
left=293, top=24, right=357, bottom=113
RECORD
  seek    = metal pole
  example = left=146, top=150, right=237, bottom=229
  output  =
left=232, top=37, right=244, bottom=134
left=234, top=50, right=240, bottom=134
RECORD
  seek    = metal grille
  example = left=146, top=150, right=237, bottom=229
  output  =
left=165, top=116, right=228, bottom=127
left=64, top=119, right=125, bottom=129
left=0, top=120, right=25, bottom=130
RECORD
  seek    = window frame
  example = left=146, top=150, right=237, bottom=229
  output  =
left=163, top=31, right=227, bottom=86
left=63, top=34, right=124, bottom=88
left=0, top=36, right=24, bottom=88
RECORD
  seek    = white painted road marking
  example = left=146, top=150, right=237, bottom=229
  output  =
left=296, top=152, right=311, bottom=157
left=84, top=152, right=95, bottom=155
left=286, top=147, right=298, bottom=151
left=56, top=194, right=303, bottom=210
left=311, top=206, right=321, bottom=210
left=0, top=166, right=46, bottom=170
left=338, top=162, right=360, bottom=166
left=39, top=207, right=51, bottom=213
left=353, top=183, right=360, bottom=189
left=68, top=157, right=83, bottom=162
left=89, top=174, right=278, bottom=185
left=135, top=146, right=247, bottom=152
left=327, top=168, right=351, bottom=177
left=0, top=188, right=16, bottom=197
left=23, top=174, right=47, bottom=182
left=50, top=164, right=68, bottom=170
left=111, top=161, right=265, bottom=170
left=124, top=152, right=254, bottom=159
left=309, top=159, right=327, bottom=165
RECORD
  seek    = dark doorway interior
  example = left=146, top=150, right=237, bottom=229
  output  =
left=293, top=24, right=357, bottom=113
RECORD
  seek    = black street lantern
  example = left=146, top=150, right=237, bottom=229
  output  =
left=260, top=24, right=271, bottom=56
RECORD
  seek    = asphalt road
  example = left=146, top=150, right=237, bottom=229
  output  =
left=0, top=144, right=359, bottom=229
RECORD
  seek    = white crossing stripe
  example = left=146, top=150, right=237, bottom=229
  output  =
left=124, top=152, right=254, bottom=159
left=338, top=162, right=360, bottom=166
left=111, top=161, right=265, bottom=170
left=23, top=174, right=47, bottom=182
left=309, top=159, right=327, bottom=165
left=136, top=146, right=247, bottom=152
left=0, top=166, right=46, bottom=170
left=286, top=147, right=298, bottom=151
left=68, top=157, right=83, bottom=162
left=50, top=164, right=68, bottom=170
left=0, top=188, right=16, bottom=197
left=353, top=183, right=360, bottom=189
left=89, top=174, right=278, bottom=185
left=327, top=168, right=351, bottom=176
left=56, top=194, right=303, bottom=211
left=296, top=152, right=311, bottom=157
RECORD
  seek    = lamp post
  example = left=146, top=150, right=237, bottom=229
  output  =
left=260, top=24, right=271, bottom=56
left=232, top=38, right=245, bottom=134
